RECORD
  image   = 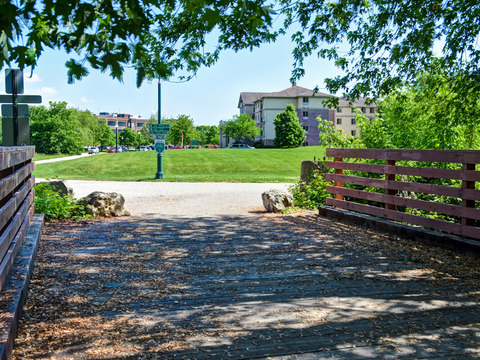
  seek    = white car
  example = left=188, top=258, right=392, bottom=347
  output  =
left=88, top=147, right=99, bottom=154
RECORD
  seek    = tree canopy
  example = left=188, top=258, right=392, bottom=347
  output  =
left=273, top=104, right=305, bottom=148
left=221, top=114, right=259, bottom=144
left=3, top=0, right=479, bottom=99
left=164, top=115, right=196, bottom=145
left=1, top=0, right=275, bottom=86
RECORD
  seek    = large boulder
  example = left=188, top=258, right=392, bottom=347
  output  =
left=82, top=192, right=130, bottom=217
left=262, top=189, right=293, bottom=213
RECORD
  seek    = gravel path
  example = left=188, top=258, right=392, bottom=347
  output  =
left=52, top=180, right=291, bottom=216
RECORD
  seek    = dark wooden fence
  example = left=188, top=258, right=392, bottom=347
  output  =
left=0, top=146, right=36, bottom=288
left=325, top=148, right=480, bottom=240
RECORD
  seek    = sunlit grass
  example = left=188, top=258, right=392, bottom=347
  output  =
left=34, top=147, right=326, bottom=182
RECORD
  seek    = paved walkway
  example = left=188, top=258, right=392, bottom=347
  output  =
left=12, top=183, right=480, bottom=359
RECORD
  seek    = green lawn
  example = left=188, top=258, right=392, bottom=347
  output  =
left=34, top=147, right=326, bottom=182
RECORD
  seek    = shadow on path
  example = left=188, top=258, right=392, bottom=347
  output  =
left=13, top=212, right=480, bottom=359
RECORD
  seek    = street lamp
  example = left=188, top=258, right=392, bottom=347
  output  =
left=115, top=124, right=118, bottom=152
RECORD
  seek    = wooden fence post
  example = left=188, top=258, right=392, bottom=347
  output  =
left=462, top=162, right=475, bottom=226
left=385, top=159, right=396, bottom=210
left=334, top=157, right=343, bottom=201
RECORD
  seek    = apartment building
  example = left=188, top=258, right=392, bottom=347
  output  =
left=237, top=85, right=377, bottom=146
left=98, top=113, right=149, bottom=131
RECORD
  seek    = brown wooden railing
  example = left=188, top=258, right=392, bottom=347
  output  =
left=325, top=148, right=480, bottom=240
left=0, top=146, right=36, bottom=288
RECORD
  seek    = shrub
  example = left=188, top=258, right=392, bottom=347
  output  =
left=34, top=183, right=90, bottom=221
left=290, top=169, right=332, bottom=209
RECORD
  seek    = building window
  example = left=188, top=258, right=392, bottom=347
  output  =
left=118, top=121, right=126, bottom=127
left=303, top=97, right=309, bottom=105
left=370, top=107, right=375, bottom=113
left=107, top=121, right=115, bottom=126
left=351, top=118, right=356, bottom=125
left=337, top=107, right=342, bottom=113
left=302, top=125, right=309, bottom=133
left=137, top=123, right=144, bottom=127
left=303, top=111, right=308, bottom=119
left=361, top=107, right=367, bottom=113
left=337, top=118, right=342, bottom=125
left=351, top=130, right=356, bottom=137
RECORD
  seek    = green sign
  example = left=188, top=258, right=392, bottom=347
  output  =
left=155, top=140, right=166, bottom=154
left=149, top=124, right=170, bottom=135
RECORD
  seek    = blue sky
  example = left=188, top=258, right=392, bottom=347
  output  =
left=1, top=33, right=342, bottom=126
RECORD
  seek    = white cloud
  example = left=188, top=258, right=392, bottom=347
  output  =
left=24, top=73, right=42, bottom=83
left=80, top=96, right=93, bottom=103
left=38, top=87, right=59, bottom=96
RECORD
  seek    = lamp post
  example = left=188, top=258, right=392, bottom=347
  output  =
left=155, top=80, right=164, bottom=179
left=115, top=124, right=118, bottom=152
left=138, top=131, right=141, bottom=150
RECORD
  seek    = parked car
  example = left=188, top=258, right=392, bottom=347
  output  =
left=206, top=145, right=219, bottom=149
left=138, top=146, right=148, bottom=151
left=227, top=144, right=255, bottom=149
left=122, top=147, right=129, bottom=152
left=107, top=148, right=116, bottom=153
left=88, top=147, right=99, bottom=154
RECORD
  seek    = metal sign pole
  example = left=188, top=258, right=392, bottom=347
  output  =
left=155, top=80, right=164, bottom=179
left=11, top=71, right=18, bottom=146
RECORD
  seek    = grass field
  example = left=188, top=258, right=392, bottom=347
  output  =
left=34, top=147, right=326, bottom=182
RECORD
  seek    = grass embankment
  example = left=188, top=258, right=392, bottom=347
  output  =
left=34, top=147, right=325, bottom=182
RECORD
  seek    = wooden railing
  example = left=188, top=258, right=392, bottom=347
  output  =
left=325, top=148, right=480, bottom=240
left=0, top=146, right=36, bottom=288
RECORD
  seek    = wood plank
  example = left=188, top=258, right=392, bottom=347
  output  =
left=0, top=206, right=33, bottom=290
left=326, top=173, right=480, bottom=200
left=326, top=148, right=480, bottom=164
left=0, top=179, right=33, bottom=231
left=326, top=198, right=480, bottom=239
left=0, top=147, right=35, bottom=172
left=0, top=163, right=34, bottom=201
left=327, top=185, right=480, bottom=221
left=0, top=192, right=34, bottom=265
left=326, top=161, right=480, bottom=181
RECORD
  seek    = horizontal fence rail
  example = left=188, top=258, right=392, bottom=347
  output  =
left=325, top=148, right=480, bottom=240
left=0, top=146, right=36, bottom=288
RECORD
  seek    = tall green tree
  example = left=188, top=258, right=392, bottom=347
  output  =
left=119, top=128, right=140, bottom=147
left=196, top=125, right=220, bottom=145
left=221, top=114, right=259, bottom=144
left=273, top=104, right=305, bottom=148
left=164, top=115, right=196, bottom=145
left=30, top=102, right=84, bottom=154
left=96, top=121, right=116, bottom=147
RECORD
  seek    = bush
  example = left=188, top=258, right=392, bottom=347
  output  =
left=34, top=183, right=90, bottom=221
left=290, top=169, right=332, bottom=209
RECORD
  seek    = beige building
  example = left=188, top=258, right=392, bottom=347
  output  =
left=334, top=98, right=377, bottom=138
left=237, top=85, right=377, bottom=146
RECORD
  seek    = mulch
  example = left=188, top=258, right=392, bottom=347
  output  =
left=11, top=211, right=480, bottom=359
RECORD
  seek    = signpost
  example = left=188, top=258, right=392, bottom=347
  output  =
left=150, top=82, right=170, bottom=179
left=0, top=70, right=42, bottom=146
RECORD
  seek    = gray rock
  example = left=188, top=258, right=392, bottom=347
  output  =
left=82, top=191, right=130, bottom=217
left=300, top=160, right=327, bottom=184
left=39, top=180, right=73, bottom=197
left=262, top=189, right=293, bottom=213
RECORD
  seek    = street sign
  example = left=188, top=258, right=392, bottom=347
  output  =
left=149, top=123, right=170, bottom=134
left=155, top=140, right=166, bottom=154
left=1, top=104, right=29, bottom=117
left=0, top=95, right=42, bottom=104
left=153, top=134, right=166, bottom=140
left=5, top=69, right=24, bottom=94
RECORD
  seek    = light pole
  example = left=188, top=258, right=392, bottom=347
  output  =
left=115, top=124, right=118, bottom=152
left=138, top=131, right=141, bottom=150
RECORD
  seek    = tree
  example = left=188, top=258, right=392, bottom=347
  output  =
left=221, top=114, right=259, bottom=144
left=196, top=125, right=220, bottom=146
left=164, top=115, right=196, bottom=145
left=357, top=70, right=480, bottom=150
left=1, top=0, right=275, bottom=85
left=273, top=104, right=305, bottom=148
left=96, top=121, right=116, bottom=147
left=30, top=102, right=84, bottom=154
left=284, top=0, right=480, bottom=102
left=119, top=128, right=140, bottom=147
